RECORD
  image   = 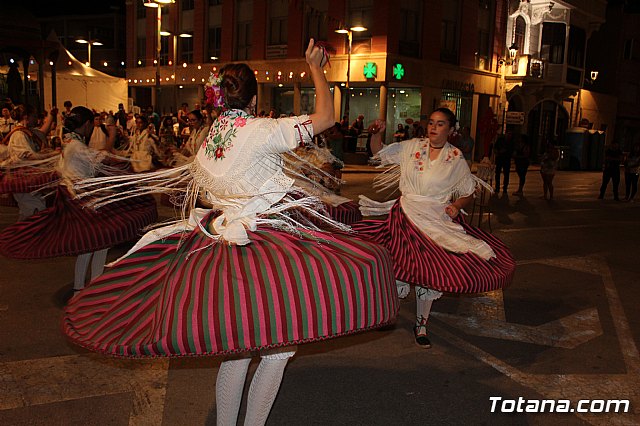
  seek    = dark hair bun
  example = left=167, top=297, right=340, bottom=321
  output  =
left=64, top=106, right=93, bottom=131
left=219, top=63, right=257, bottom=110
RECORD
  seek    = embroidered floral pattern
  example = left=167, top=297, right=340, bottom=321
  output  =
left=413, top=141, right=428, bottom=172
left=412, top=142, right=461, bottom=172
left=203, top=110, right=253, bottom=161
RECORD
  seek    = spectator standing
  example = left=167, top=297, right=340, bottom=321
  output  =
left=540, top=142, right=559, bottom=200
left=115, top=103, right=127, bottom=128
left=458, top=126, right=475, bottom=164
left=492, top=131, right=514, bottom=194
left=623, top=143, right=640, bottom=202
left=352, top=114, right=365, bottom=136
left=512, top=134, right=531, bottom=196
left=598, top=141, right=624, bottom=201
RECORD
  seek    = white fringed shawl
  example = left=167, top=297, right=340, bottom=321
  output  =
left=360, top=139, right=495, bottom=260
left=74, top=113, right=351, bottom=252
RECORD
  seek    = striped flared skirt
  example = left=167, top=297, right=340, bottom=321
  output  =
left=0, top=187, right=158, bottom=259
left=325, top=200, right=362, bottom=225
left=0, top=169, right=57, bottom=194
left=352, top=201, right=515, bottom=293
left=63, top=213, right=399, bottom=358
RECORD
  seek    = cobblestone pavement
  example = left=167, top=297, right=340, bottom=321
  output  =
left=0, top=169, right=638, bottom=425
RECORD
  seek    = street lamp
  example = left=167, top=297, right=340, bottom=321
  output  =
left=75, top=32, right=103, bottom=67
left=144, top=0, right=175, bottom=110
left=335, top=25, right=367, bottom=125
left=161, top=30, right=192, bottom=112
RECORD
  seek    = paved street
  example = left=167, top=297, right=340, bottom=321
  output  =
left=1, top=168, right=639, bottom=425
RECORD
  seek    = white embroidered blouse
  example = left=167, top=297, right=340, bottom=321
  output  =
left=361, top=139, right=495, bottom=260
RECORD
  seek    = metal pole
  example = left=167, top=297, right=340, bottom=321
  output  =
left=345, top=30, right=352, bottom=123
left=88, top=42, right=92, bottom=66
left=173, top=34, right=177, bottom=113
left=155, top=5, right=162, bottom=109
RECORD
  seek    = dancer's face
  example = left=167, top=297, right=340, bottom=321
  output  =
left=427, top=111, right=453, bottom=146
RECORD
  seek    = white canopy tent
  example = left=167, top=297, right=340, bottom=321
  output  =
left=28, top=40, right=127, bottom=113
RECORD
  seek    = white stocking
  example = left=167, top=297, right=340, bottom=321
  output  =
left=90, top=249, right=109, bottom=280
left=74, top=253, right=92, bottom=290
left=216, top=357, right=251, bottom=426
left=415, top=286, right=442, bottom=326
left=243, top=348, right=295, bottom=426
left=396, top=280, right=410, bottom=299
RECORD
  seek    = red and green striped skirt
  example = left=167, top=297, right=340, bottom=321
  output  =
left=352, top=201, right=515, bottom=293
left=0, top=187, right=158, bottom=259
left=63, top=214, right=399, bottom=358
left=325, top=200, right=362, bottom=225
left=0, top=169, right=57, bottom=194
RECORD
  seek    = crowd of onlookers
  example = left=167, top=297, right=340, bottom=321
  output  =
left=0, top=98, right=218, bottom=172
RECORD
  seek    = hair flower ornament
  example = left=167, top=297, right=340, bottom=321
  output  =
left=205, top=72, right=225, bottom=108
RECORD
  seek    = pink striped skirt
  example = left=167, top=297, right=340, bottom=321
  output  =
left=352, top=201, right=515, bottom=293
left=325, top=200, right=362, bottom=225
left=0, top=169, right=57, bottom=194
left=0, top=187, right=158, bottom=259
left=63, top=214, right=398, bottom=358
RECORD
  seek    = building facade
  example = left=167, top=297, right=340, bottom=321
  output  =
left=587, top=0, right=640, bottom=151
left=126, top=0, right=516, bottom=154
left=502, top=0, right=608, bottom=158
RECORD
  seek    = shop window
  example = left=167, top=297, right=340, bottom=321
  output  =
left=399, top=1, right=422, bottom=58
left=182, top=0, right=195, bottom=11
left=180, top=36, right=193, bottom=63
left=208, top=27, right=222, bottom=62
left=441, top=90, right=472, bottom=129
left=235, top=0, right=253, bottom=61
left=160, top=36, right=169, bottom=66
left=476, top=0, right=493, bottom=70
left=540, top=22, right=565, bottom=64
left=304, top=1, right=328, bottom=42
left=348, top=1, right=373, bottom=54
left=136, top=36, right=146, bottom=67
left=269, top=17, right=288, bottom=45
left=513, top=16, right=526, bottom=53
left=136, top=1, right=147, bottom=20
left=623, top=39, right=640, bottom=60
left=440, top=0, right=460, bottom=64
left=235, top=21, right=252, bottom=60
left=567, top=26, right=585, bottom=68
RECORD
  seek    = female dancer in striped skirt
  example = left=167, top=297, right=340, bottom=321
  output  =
left=0, top=106, right=157, bottom=292
left=63, top=40, right=397, bottom=426
left=354, top=108, right=515, bottom=348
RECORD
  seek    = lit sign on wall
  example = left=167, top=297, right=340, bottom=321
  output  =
left=363, top=62, right=377, bottom=78
left=393, top=63, right=405, bottom=80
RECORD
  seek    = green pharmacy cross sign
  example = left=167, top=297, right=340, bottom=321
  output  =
left=393, top=63, right=405, bottom=80
left=363, top=62, right=377, bottom=78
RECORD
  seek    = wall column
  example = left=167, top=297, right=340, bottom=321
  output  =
left=333, top=84, right=342, bottom=123
left=293, top=82, right=301, bottom=115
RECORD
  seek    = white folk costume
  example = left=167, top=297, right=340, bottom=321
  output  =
left=0, top=125, right=58, bottom=220
left=126, top=128, right=160, bottom=172
left=0, top=131, right=158, bottom=291
left=354, top=139, right=515, bottom=295
left=63, top=109, right=398, bottom=358
left=169, top=123, right=209, bottom=167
